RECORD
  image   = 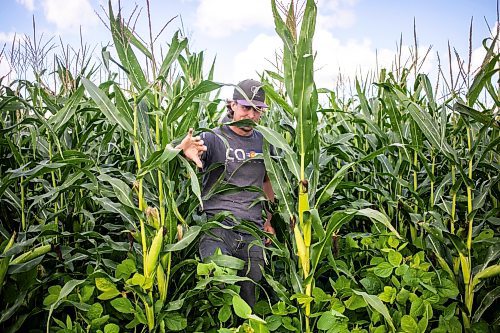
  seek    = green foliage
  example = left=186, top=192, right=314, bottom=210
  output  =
left=0, top=0, right=499, bottom=332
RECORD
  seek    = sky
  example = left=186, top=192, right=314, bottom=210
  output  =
left=0, top=0, right=498, bottom=93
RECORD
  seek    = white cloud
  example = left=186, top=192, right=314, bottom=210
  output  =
left=317, top=0, right=358, bottom=29
left=470, top=21, right=499, bottom=75
left=0, top=56, right=15, bottom=83
left=16, top=0, right=35, bottom=11
left=41, top=0, right=98, bottom=32
left=194, top=0, right=358, bottom=38
left=0, top=32, right=17, bottom=43
left=195, top=0, right=273, bottom=38
left=231, top=33, right=281, bottom=82
left=230, top=25, right=439, bottom=93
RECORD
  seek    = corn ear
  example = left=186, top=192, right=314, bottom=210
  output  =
left=0, top=232, right=16, bottom=293
left=11, top=244, right=51, bottom=265
left=298, top=191, right=309, bottom=226
left=1, top=233, right=16, bottom=255
left=294, top=224, right=307, bottom=269
left=160, top=319, right=166, bottom=333
left=144, top=301, right=155, bottom=331
left=472, top=264, right=500, bottom=288
left=145, top=228, right=163, bottom=278
left=145, top=206, right=160, bottom=230
left=303, top=218, right=311, bottom=247
left=459, top=253, right=470, bottom=285
left=157, top=263, right=167, bottom=302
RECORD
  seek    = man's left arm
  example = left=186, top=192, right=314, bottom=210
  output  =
left=263, top=174, right=275, bottom=243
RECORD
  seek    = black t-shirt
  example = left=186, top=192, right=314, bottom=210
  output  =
left=200, top=125, right=267, bottom=228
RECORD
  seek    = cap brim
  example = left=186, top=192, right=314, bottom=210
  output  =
left=236, top=100, right=268, bottom=108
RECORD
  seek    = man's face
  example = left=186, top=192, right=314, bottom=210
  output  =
left=230, top=101, right=263, bottom=133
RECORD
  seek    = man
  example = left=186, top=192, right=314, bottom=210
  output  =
left=177, top=79, right=275, bottom=308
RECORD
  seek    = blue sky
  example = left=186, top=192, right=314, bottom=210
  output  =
left=0, top=0, right=497, bottom=90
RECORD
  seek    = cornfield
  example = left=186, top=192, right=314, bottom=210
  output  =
left=1, top=1, right=499, bottom=332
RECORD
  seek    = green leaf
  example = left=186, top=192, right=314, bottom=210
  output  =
left=138, top=145, right=180, bottom=179
left=95, top=278, right=120, bottom=300
left=98, top=174, right=134, bottom=208
left=263, top=143, right=294, bottom=223
left=111, top=297, right=134, bottom=314
left=80, top=285, right=95, bottom=303
left=473, top=286, right=500, bottom=322
left=179, top=156, right=203, bottom=208
left=401, top=315, right=419, bottom=333
left=91, top=314, right=109, bottom=328
left=410, top=298, right=425, bottom=317
left=49, top=85, right=85, bottom=133
left=46, top=279, right=86, bottom=327
left=353, top=290, right=395, bottom=331
left=206, top=253, right=245, bottom=270
left=158, top=31, right=188, bottom=78
left=472, top=264, right=500, bottom=288
left=164, top=226, right=201, bottom=252
left=233, top=295, right=252, bottom=319
left=249, top=316, right=269, bottom=331
left=127, top=273, right=146, bottom=287
left=312, top=287, right=331, bottom=303
left=453, top=102, right=494, bottom=126
left=378, top=286, right=396, bottom=304
left=388, top=250, right=403, bottom=267
left=109, top=7, right=149, bottom=94
left=265, top=315, right=281, bottom=331
left=436, top=279, right=459, bottom=298
left=81, top=77, right=133, bottom=134
left=311, top=211, right=355, bottom=274
left=360, top=275, right=383, bottom=295
left=218, top=304, right=231, bottom=323
left=418, top=315, right=428, bottom=333
left=116, top=259, right=136, bottom=280
left=98, top=290, right=121, bottom=300
left=317, top=310, right=346, bottom=330
left=316, top=162, right=355, bottom=207
left=356, top=208, right=401, bottom=239
left=256, top=124, right=300, bottom=180
left=165, top=313, right=187, bottom=331
left=95, top=278, right=118, bottom=292
left=166, top=80, right=222, bottom=124
left=43, top=294, right=58, bottom=307
left=104, top=323, right=120, bottom=333
left=344, top=294, right=367, bottom=310
left=87, top=303, right=104, bottom=320
left=374, top=262, right=394, bottom=278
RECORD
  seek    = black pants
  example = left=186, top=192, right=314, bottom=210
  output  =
left=199, top=227, right=264, bottom=308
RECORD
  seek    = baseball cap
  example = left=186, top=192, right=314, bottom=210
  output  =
left=233, top=79, right=268, bottom=108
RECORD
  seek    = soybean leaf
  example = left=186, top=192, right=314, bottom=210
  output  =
left=232, top=295, right=252, bottom=319
left=111, top=298, right=135, bottom=314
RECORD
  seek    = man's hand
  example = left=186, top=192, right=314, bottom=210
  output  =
left=263, top=220, right=275, bottom=246
left=176, top=128, right=207, bottom=168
